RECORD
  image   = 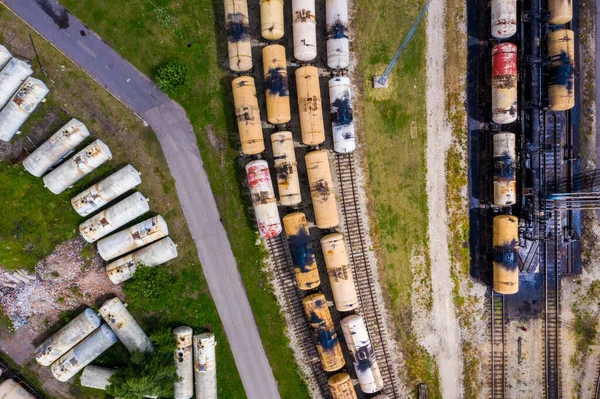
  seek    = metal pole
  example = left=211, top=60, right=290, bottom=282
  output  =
left=29, top=33, right=48, bottom=78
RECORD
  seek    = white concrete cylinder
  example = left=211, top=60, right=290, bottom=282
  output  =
left=292, top=0, right=317, bottom=61
left=43, top=139, right=112, bottom=194
left=106, top=237, right=178, bottom=284
left=173, top=326, right=194, bottom=399
left=97, top=215, right=168, bottom=261
left=193, top=333, right=217, bottom=399
left=34, top=308, right=101, bottom=366
left=99, top=297, right=154, bottom=354
left=326, top=0, right=350, bottom=69
left=329, top=76, right=355, bottom=153
left=0, top=45, right=12, bottom=70
left=0, top=58, right=33, bottom=109
left=23, top=119, right=90, bottom=177
left=0, top=77, right=49, bottom=142
left=71, top=164, right=142, bottom=217
left=80, top=365, right=116, bottom=390
left=79, top=192, right=150, bottom=243
left=51, top=325, right=118, bottom=382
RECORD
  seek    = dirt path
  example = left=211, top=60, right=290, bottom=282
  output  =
left=423, top=0, right=464, bottom=397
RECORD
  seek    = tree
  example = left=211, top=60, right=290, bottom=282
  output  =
left=106, top=328, right=178, bottom=399
left=154, top=60, right=191, bottom=97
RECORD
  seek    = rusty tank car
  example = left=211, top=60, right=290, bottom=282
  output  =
left=260, top=0, right=284, bottom=40
left=282, top=212, right=321, bottom=290
left=296, top=66, right=325, bottom=145
left=491, top=43, right=518, bottom=125
left=232, top=76, right=265, bottom=155
left=548, top=29, right=575, bottom=111
left=328, top=373, right=358, bottom=399
left=224, top=0, right=252, bottom=71
left=548, top=0, right=572, bottom=24
left=320, top=233, right=359, bottom=311
left=246, top=160, right=282, bottom=238
left=491, top=0, right=517, bottom=39
left=271, top=131, right=301, bottom=206
left=305, top=150, right=339, bottom=228
left=493, top=215, right=519, bottom=295
left=263, top=44, right=291, bottom=124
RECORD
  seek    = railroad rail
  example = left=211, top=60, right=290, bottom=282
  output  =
left=265, top=235, right=332, bottom=398
left=490, top=291, right=506, bottom=399
left=334, top=152, right=398, bottom=398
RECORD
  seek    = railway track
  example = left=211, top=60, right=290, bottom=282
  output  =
left=266, top=236, right=332, bottom=398
left=334, top=152, right=398, bottom=398
left=490, top=291, right=506, bottom=399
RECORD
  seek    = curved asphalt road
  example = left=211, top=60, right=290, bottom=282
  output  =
left=0, top=1, right=281, bottom=398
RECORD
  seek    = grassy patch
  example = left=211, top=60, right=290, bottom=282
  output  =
left=573, top=309, right=598, bottom=355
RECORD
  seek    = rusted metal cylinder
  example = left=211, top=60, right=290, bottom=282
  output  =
left=491, top=43, right=518, bottom=125
left=491, top=0, right=517, bottom=39
left=0, top=58, right=33, bottom=109
left=493, top=215, right=519, bottom=295
left=263, top=45, right=291, bottom=124
left=320, top=233, right=359, bottom=311
left=246, top=159, right=282, bottom=238
left=79, top=192, right=150, bottom=243
left=296, top=66, right=325, bottom=145
left=493, top=133, right=516, bottom=207
left=328, top=373, right=357, bottom=399
left=549, top=0, right=572, bottom=24
left=43, top=139, right=112, bottom=194
left=282, top=212, right=320, bottom=290
left=71, top=164, right=142, bottom=217
left=99, top=297, right=154, bottom=353
left=193, top=333, right=217, bottom=399
left=232, top=76, right=265, bottom=155
left=329, top=76, right=355, bottom=153
left=97, top=215, right=169, bottom=261
left=260, top=0, right=284, bottom=40
left=173, top=326, right=194, bottom=399
left=341, top=315, right=384, bottom=393
left=106, top=237, right=178, bottom=284
left=302, top=293, right=345, bottom=372
left=305, top=150, right=339, bottom=228
left=326, top=0, right=350, bottom=69
left=80, top=365, right=116, bottom=390
left=0, top=77, right=49, bottom=142
left=271, top=132, right=301, bottom=206
left=51, top=324, right=118, bottom=382
left=292, top=0, right=317, bottom=61
left=34, top=308, right=101, bottom=366
left=23, top=119, right=90, bottom=177
left=548, top=29, right=575, bottom=111
left=224, top=0, right=252, bottom=72
left=0, top=379, right=35, bottom=399
left=0, top=45, right=11, bottom=70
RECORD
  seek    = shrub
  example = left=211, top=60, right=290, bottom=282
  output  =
left=122, top=266, right=175, bottom=312
left=154, top=60, right=191, bottom=97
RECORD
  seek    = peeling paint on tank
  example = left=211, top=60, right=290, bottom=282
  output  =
left=226, top=13, right=250, bottom=43
left=331, top=95, right=353, bottom=126
left=328, top=20, right=348, bottom=39
left=265, top=67, right=289, bottom=97
left=289, top=228, right=315, bottom=273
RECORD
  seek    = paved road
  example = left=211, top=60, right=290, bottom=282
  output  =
left=0, top=1, right=281, bottom=398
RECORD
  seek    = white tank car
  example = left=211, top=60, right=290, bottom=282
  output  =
left=326, top=0, right=350, bottom=69
left=491, top=0, right=517, bottom=39
left=0, top=77, right=49, bottom=142
left=0, top=58, right=33, bottom=109
left=292, top=0, right=317, bottom=61
left=329, top=76, right=355, bottom=153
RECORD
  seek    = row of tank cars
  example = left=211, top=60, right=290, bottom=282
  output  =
left=225, top=0, right=389, bottom=398
left=490, top=0, right=575, bottom=295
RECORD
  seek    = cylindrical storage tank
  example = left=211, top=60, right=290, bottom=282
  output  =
left=302, top=293, right=345, bottom=372
left=43, top=139, right=112, bottom=195
left=173, top=326, right=194, bottom=399
left=34, top=308, right=101, bottom=366
left=193, top=333, right=217, bottom=399
left=71, top=164, right=142, bottom=217
left=296, top=66, right=325, bottom=145
left=320, top=233, right=359, bottom=311
left=23, top=119, right=90, bottom=177
left=0, top=77, right=49, bottom=142
left=329, top=76, right=355, bottom=153
left=225, top=0, right=252, bottom=72
left=271, top=132, right=301, bottom=206
left=328, top=373, right=358, bottom=399
left=263, top=45, right=291, bottom=124
left=493, top=215, right=519, bottom=295
left=106, top=237, right=178, bottom=284
left=97, top=216, right=168, bottom=261
left=548, top=29, right=575, bottom=111
left=0, top=58, right=33, bottom=109
left=282, top=212, right=320, bottom=290
left=51, top=325, right=118, bottom=382
left=493, top=133, right=516, bottom=207
left=292, top=0, right=317, bottom=61
left=79, top=192, right=150, bottom=243
left=326, top=0, right=350, bottom=69
left=491, top=0, right=517, bottom=39
left=260, top=0, right=284, bottom=40
left=232, top=76, right=265, bottom=155
left=80, top=365, right=116, bottom=390
left=491, top=43, right=518, bottom=125
left=99, top=297, right=154, bottom=353
left=305, top=150, right=339, bottom=228
left=340, top=315, right=384, bottom=394
left=0, top=45, right=12, bottom=70
left=0, top=379, right=35, bottom=399
left=246, top=160, right=282, bottom=238
left=548, top=0, right=572, bottom=24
